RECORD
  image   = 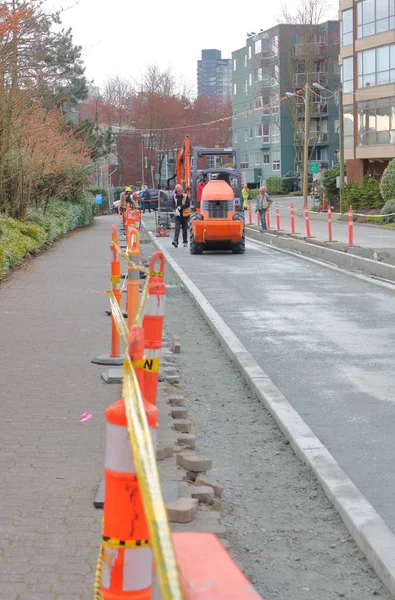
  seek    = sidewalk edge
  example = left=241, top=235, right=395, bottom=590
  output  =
left=148, top=228, right=395, bottom=599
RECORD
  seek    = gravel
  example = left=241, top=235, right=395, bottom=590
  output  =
left=141, top=228, right=392, bottom=600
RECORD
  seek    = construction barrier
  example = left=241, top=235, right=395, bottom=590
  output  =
left=92, top=226, right=123, bottom=366
left=93, top=223, right=264, bottom=600
left=276, top=202, right=281, bottom=231
left=304, top=204, right=311, bottom=237
left=290, top=203, right=295, bottom=234
left=266, top=209, right=271, bottom=229
left=256, top=212, right=260, bottom=227
left=328, top=204, right=333, bottom=242
left=248, top=202, right=252, bottom=225
left=142, top=252, right=165, bottom=406
left=348, top=205, right=353, bottom=246
left=127, top=226, right=140, bottom=330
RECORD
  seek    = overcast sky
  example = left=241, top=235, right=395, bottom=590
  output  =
left=49, top=0, right=337, bottom=94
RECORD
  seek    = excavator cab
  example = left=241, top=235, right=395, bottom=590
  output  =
left=189, top=147, right=245, bottom=254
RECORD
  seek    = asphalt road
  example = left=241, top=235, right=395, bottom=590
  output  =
left=252, top=196, right=395, bottom=249
left=149, top=223, right=395, bottom=538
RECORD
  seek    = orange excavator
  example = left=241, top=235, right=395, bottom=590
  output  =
left=173, top=137, right=245, bottom=254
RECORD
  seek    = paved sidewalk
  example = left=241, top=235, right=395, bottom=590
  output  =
left=0, top=215, right=120, bottom=599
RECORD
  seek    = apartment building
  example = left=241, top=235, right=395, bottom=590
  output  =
left=231, top=22, right=340, bottom=187
left=197, top=50, right=232, bottom=100
left=340, top=0, right=395, bottom=182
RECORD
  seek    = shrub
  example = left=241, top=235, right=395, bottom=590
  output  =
left=282, top=173, right=298, bottom=194
left=266, top=177, right=282, bottom=195
left=320, top=164, right=340, bottom=210
left=1, top=194, right=95, bottom=279
left=380, top=159, right=395, bottom=203
left=342, top=173, right=383, bottom=212
left=380, top=199, right=395, bottom=223
left=86, top=187, right=110, bottom=214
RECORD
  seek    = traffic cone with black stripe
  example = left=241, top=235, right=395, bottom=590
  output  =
left=102, top=325, right=158, bottom=599
left=143, top=252, right=166, bottom=405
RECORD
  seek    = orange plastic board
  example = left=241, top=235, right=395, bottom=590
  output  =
left=172, top=533, right=264, bottom=599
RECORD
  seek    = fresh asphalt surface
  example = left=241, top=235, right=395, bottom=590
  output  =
left=153, top=224, right=395, bottom=537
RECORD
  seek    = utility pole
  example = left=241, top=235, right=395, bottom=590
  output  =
left=303, top=72, right=310, bottom=208
left=141, top=136, right=145, bottom=187
left=338, top=87, right=344, bottom=214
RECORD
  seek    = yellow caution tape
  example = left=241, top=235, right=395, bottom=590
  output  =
left=112, top=241, right=164, bottom=277
left=122, top=355, right=183, bottom=600
left=110, top=275, right=121, bottom=285
left=102, top=536, right=151, bottom=549
left=135, top=276, right=150, bottom=328
left=93, top=543, right=103, bottom=600
left=144, top=357, right=161, bottom=373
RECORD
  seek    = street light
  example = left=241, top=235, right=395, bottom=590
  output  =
left=312, top=82, right=344, bottom=213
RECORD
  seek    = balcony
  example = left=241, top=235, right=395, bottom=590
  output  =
left=296, top=102, right=328, bottom=116
left=308, top=132, right=328, bottom=145
left=261, top=137, right=271, bottom=147
left=293, top=42, right=327, bottom=60
left=294, top=72, right=328, bottom=88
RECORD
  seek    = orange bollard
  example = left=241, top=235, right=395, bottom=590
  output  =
left=276, top=202, right=281, bottom=230
left=248, top=202, right=252, bottom=225
left=304, top=204, right=311, bottom=237
left=127, top=226, right=140, bottom=330
left=102, top=326, right=158, bottom=600
left=92, top=226, right=123, bottom=366
left=134, top=210, right=141, bottom=230
left=143, top=252, right=166, bottom=405
left=256, top=212, right=260, bottom=226
left=266, top=209, right=271, bottom=229
left=328, top=204, right=333, bottom=242
left=290, top=203, right=295, bottom=234
left=322, top=191, right=327, bottom=212
left=348, top=204, right=353, bottom=246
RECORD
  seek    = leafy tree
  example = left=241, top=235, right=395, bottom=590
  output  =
left=380, top=158, right=395, bottom=203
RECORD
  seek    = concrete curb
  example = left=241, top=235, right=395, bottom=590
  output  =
left=149, top=229, right=395, bottom=599
left=245, top=227, right=395, bottom=284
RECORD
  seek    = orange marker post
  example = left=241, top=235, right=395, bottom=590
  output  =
left=276, top=202, right=281, bottom=230
left=92, top=226, right=123, bottom=366
left=248, top=202, right=252, bottom=225
left=304, top=204, right=311, bottom=237
left=102, top=326, right=158, bottom=600
left=348, top=204, right=353, bottom=246
left=256, top=212, right=260, bottom=226
left=127, top=226, right=140, bottom=330
left=142, top=252, right=166, bottom=406
left=328, top=204, right=333, bottom=242
left=266, top=208, right=271, bottom=229
left=322, top=191, right=327, bottom=212
left=290, top=203, right=295, bottom=234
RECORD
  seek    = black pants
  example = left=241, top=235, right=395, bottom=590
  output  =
left=174, top=216, right=189, bottom=244
left=143, top=200, right=151, bottom=213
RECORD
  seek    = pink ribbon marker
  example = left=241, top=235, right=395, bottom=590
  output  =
left=80, top=412, right=92, bottom=422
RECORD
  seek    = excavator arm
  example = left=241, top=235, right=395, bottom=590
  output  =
left=175, top=135, right=191, bottom=190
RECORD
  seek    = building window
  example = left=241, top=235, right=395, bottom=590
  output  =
left=271, top=65, right=279, bottom=86
left=241, top=154, right=249, bottom=168
left=270, top=93, right=280, bottom=115
left=341, top=8, right=354, bottom=46
left=249, top=72, right=252, bottom=86
left=249, top=127, right=254, bottom=138
left=233, top=83, right=237, bottom=95
left=344, top=105, right=354, bottom=149
left=255, top=96, right=263, bottom=109
left=249, top=153, right=255, bottom=166
left=233, top=107, right=237, bottom=117
left=342, top=56, right=354, bottom=93
left=357, top=0, right=395, bottom=38
left=233, top=131, right=238, bottom=145
left=233, top=58, right=236, bottom=71
left=263, top=152, right=270, bottom=164
left=244, top=79, right=248, bottom=94
left=272, top=124, right=280, bottom=143
left=358, top=97, right=395, bottom=144
left=244, top=129, right=248, bottom=142
left=256, top=123, right=263, bottom=137
left=255, top=39, right=262, bottom=54
left=248, top=46, right=252, bottom=59
left=358, top=44, right=395, bottom=87
left=263, top=123, right=270, bottom=143
left=255, top=67, right=263, bottom=82
left=244, top=55, right=247, bottom=67
left=271, top=35, right=279, bottom=56
left=272, top=150, right=281, bottom=171
left=254, top=153, right=261, bottom=165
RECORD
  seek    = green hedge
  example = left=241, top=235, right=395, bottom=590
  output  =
left=342, top=174, right=383, bottom=212
left=0, top=193, right=95, bottom=278
left=380, top=159, right=395, bottom=203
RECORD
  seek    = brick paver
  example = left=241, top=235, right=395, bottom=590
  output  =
left=0, top=216, right=121, bottom=598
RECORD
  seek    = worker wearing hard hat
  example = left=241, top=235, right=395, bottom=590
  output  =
left=242, top=184, right=250, bottom=211
left=125, top=187, right=134, bottom=208
left=172, top=184, right=191, bottom=248
left=255, top=186, right=273, bottom=232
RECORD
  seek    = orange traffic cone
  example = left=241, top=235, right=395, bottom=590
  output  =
left=143, top=252, right=165, bottom=405
left=102, top=326, right=158, bottom=599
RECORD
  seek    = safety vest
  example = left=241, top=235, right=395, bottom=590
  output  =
left=242, top=189, right=249, bottom=207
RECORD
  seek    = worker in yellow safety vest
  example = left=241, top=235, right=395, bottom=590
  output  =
left=242, top=184, right=250, bottom=211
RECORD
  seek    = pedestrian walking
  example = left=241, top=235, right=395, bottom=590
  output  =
left=242, top=183, right=250, bottom=211
left=172, top=184, right=191, bottom=248
left=255, top=186, right=273, bottom=231
left=142, top=186, right=151, bottom=214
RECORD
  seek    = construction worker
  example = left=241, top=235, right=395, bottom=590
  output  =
left=125, top=187, right=134, bottom=207
left=255, top=186, right=273, bottom=232
left=242, top=184, right=250, bottom=211
left=131, top=192, right=139, bottom=209
left=120, top=187, right=129, bottom=216
left=172, top=184, right=191, bottom=248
